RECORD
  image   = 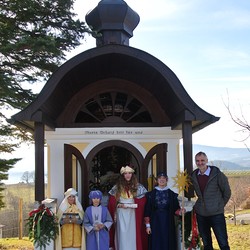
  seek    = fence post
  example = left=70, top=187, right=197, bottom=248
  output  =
left=19, top=198, right=23, bottom=239
left=0, top=225, right=5, bottom=238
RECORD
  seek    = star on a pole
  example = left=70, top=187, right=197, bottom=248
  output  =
left=172, top=169, right=191, bottom=194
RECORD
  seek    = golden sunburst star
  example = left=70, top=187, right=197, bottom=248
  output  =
left=172, top=169, right=191, bottom=194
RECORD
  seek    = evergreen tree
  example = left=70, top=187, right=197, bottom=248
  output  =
left=0, top=158, right=20, bottom=209
left=0, top=0, right=91, bottom=207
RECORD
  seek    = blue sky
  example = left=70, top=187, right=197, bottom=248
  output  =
left=73, top=0, right=250, bottom=148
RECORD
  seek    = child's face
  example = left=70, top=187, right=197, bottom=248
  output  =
left=124, top=172, right=132, bottom=181
left=92, top=198, right=101, bottom=207
left=157, top=176, right=168, bottom=188
left=67, top=195, right=76, bottom=205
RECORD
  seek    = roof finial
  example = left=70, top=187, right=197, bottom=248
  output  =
left=86, top=0, right=140, bottom=46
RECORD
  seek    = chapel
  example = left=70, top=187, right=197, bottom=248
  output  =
left=11, top=0, right=219, bottom=208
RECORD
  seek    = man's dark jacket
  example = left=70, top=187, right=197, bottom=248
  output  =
left=191, top=166, right=231, bottom=216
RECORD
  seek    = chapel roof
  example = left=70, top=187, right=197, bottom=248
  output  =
left=11, top=0, right=219, bottom=133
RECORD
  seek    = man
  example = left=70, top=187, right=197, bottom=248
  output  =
left=191, top=152, right=231, bottom=250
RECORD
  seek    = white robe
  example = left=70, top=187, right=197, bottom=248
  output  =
left=115, top=197, right=136, bottom=250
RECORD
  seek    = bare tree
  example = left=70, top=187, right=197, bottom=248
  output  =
left=20, top=171, right=34, bottom=184
left=223, top=91, right=250, bottom=150
left=28, top=171, right=35, bottom=183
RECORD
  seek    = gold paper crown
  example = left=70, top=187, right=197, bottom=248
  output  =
left=120, top=166, right=135, bottom=175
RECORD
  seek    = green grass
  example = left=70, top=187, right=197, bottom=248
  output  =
left=0, top=237, right=33, bottom=250
left=212, top=223, right=250, bottom=250
left=235, top=209, right=250, bottom=215
left=1, top=224, right=250, bottom=249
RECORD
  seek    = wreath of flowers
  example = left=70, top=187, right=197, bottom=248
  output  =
left=26, top=204, right=59, bottom=249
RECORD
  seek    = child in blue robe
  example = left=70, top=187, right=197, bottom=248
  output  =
left=84, top=190, right=113, bottom=250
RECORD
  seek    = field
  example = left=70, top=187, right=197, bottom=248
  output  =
left=0, top=183, right=37, bottom=239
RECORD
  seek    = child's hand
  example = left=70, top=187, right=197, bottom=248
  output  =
left=175, top=208, right=186, bottom=216
left=94, top=223, right=104, bottom=231
left=146, top=227, right=151, bottom=235
left=179, top=208, right=186, bottom=216
left=117, top=203, right=125, bottom=208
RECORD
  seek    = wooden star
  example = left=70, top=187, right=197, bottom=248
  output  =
left=172, top=169, right=191, bottom=193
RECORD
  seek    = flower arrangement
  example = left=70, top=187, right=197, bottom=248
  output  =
left=183, top=211, right=201, bottom=250
left=26, top=204, right=59, bottom=249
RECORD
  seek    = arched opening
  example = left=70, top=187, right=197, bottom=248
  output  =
left=65, top=141, right=167, bottom=207
left=84, top=141, right=144, bottom=206
left=88, top=146, right=139, bottom=205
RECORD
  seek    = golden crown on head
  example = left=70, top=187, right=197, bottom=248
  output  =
left=120, top=166, right=135, bottom=175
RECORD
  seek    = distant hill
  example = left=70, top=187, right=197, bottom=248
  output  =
left=5, top=144, right=250, bottom=185
left=209, top=160, right=250, bottom=171
left=192, top=145, right=250, bottom=170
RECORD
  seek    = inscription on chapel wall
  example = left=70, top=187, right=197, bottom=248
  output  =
left=84, top=130, right=143, bottom=135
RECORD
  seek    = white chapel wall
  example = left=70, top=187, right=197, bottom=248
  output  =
left=45, top=127, right=182, bottom=205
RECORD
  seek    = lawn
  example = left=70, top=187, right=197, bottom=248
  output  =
left=0, top=237, right=33, bottom=250
left=212, top=223, right=250, bottom=250
left=0, top=223, right=250, bottom=249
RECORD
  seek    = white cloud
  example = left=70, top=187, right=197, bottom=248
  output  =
left=211, top=9, right=250, bottom=29
left=77, top=0, right=196, bottom=27
left=197, top=46, right=250, bottom=70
